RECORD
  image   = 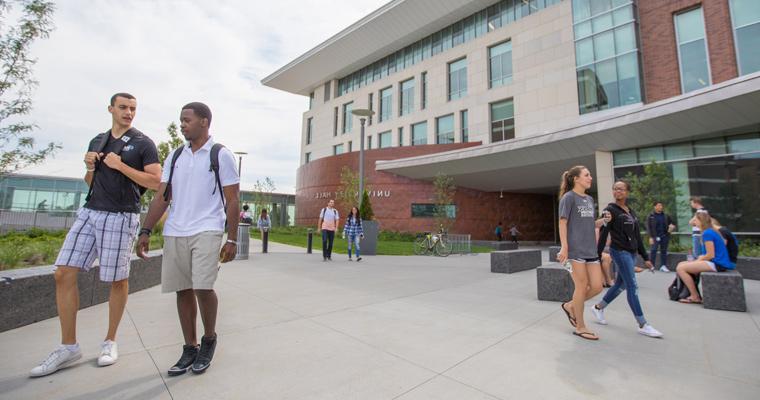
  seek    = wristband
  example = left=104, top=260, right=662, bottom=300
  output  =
left=226, top=239, right=237, bottom=245
left=139, top=228, right=152, bottom=236
left=86, top=167, right=95, bottom=172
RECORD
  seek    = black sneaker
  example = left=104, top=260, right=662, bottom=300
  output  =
left=328, top=256, right=332, bottom=261
left=168, top=344, right=199, bottom=376
left=356, top=257, right=362, bottom=262
left=191, top=335, right=217, bottom=374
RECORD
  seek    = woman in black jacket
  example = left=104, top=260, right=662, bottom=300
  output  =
left=590, top=180, right=663, bottom=338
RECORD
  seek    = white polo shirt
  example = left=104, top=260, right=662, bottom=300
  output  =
left=161, top=137, right=239, bottom=237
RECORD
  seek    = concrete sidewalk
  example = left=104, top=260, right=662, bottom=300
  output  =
left=1, top=249, right=759, bottom=399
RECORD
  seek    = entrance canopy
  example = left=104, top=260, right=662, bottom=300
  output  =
left=376, top=73, right=760, bottom=194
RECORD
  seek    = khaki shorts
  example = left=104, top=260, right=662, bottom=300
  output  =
left=161, top=231, right=224, bottom=293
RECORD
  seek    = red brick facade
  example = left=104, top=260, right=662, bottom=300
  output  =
left=296, top=143, right=555, bottom=241
left=638, top=0, right=738, bottom=103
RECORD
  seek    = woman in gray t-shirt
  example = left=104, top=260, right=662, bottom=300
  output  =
left=557, top=165, right=610, bottom=341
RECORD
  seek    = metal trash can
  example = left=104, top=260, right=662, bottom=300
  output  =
left=236, top=223, right=251, bottom=260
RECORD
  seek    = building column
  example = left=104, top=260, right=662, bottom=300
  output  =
left=595, top=151, right=614, bottom=212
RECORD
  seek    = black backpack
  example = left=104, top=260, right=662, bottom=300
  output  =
left=85, top=129, right=146, bottom=202
left=668, top=273, right=700, bottom=301
left=719, top=227, right=739, bottom=263
left=163, top=143, right=226, bottom=209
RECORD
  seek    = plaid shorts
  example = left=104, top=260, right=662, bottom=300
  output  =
left=55, top=208, right=140, bottom=282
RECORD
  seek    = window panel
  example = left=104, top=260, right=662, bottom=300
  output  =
left=593, top=30, right=615, bottom=60
left=735, top=23, right=760, bottom=74
left=616, top=52, right=641, bottom=105
left=490, top=99, right=515, bottom=142
left=614, top=23, right=636, bottom=54
left=728, top=134, right=760, bottom=153
left=489, top=41, right=513, bottom=87
left=694, top=138, right=726, bottom=157
left=400, top=78, right=415, bottom=116
left=592, top=11, right=613, bottom=34
left=638, top=146, right=664, bottom=163
left=380, top=87, right=392, bottom=122
left=342, top=102, right=353, bottom=134
left=436, top=114, right=455, bottom=144
left=379, top=131, right=392, bottom=149
left=412, top=121, right=428, bottom=145
left=596, top=58, right=619, bottom=109
left=575, top=38, right=594, bottom=66
left=612, top=5, right=633, bottom=25
left=461, top=110, right=469, bottom=143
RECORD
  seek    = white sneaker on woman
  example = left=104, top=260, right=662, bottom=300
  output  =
left=30, top=345, right=82, bottom=377
left=638, top=324, right=663, bottom=338
left=590, top=305, right=607, bottom=325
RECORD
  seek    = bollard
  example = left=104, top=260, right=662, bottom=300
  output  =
left=262, top=228, right=269, bottom=253
left=307, top=228, right=313, bottom=254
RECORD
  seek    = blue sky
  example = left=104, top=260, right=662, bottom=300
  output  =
left=21, top=0, right=387, bottom=194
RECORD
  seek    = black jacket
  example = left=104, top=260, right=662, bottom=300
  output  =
left=646, top=211, right=675, bottom=238
left=597, top=203, right=649, bottom=261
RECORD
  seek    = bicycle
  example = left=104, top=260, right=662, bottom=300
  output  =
left=413, top=229, right=451, bottom=257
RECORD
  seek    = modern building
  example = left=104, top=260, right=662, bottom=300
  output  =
left=0, top=174, right=296, bottom=231
left=263, top=0, right=760, bottom=241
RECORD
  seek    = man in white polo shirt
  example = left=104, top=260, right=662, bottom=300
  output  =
left=137, top=102, right=239, bottom=376
left=317, top=199, right=340, bottom=261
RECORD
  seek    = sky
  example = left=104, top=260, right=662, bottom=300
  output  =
left=18, top=0, right=388, bottom=194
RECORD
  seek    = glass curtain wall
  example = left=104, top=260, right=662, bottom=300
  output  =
left=572, top=0, right=642, bottom=114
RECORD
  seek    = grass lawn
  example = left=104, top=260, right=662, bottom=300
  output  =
left=0, top=229, right=165, bottom=271
left=250, top=227, right=493, bottom=256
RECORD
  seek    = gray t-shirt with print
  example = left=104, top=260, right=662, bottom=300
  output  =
left=559, top=191, right=597, bottom=260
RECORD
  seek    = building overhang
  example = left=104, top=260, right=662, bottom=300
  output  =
left=261, top=0, right=502, bottom=96
left=375, top=73, right=760, bottom=194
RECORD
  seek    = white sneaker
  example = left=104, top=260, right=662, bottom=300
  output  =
left=638, top=324, right=663, bottom=338
left=659, top=266, right=670, bottom=272
left=590, top=305, right=607, bottom=325
left=30, top=345, right=82, bottom=377
left=98, top=340, right=119, bottom=366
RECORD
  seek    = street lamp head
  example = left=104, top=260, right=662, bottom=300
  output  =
left=351, top=108, right=375, bottom=117
left=234, top=151, right=248, bottom=155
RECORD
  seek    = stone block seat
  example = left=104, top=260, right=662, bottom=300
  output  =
left=548, top=246, right=561, bottom=263
left=536, top=263, right=574, bottom=302
left=701, top=270, right=747, bottom=312
left=491, top=249, right=541, bottom=274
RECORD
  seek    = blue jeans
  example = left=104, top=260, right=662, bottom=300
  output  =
left=599, top=248, right=647, bottom=326
left=347, top=234, right=361, bottom=258
left=322, top=230, right=335, bottom=258
left=649, top=235, right=669, bottom=268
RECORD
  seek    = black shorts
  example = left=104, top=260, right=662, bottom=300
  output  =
left=571, top=257, right=600, bottom=264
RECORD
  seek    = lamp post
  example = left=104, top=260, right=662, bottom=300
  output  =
left=351, top=108, right=374, bottom=209
left=233, top=151, right=247, bottom=178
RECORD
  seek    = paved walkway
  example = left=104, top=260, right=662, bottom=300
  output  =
left=1, top=245, right=759, bottom=399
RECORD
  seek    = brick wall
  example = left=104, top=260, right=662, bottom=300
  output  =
left=638, top=0, right=738, bottom=103
left=295, top=143, right=555, bottom=241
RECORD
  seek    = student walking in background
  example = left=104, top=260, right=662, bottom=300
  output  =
left=647, top=201, right=676, bottom=272
left=495, top=222, right=503, bottom=241
left=509, top=225, right=520, bottom=244
left=556, top=165, right=610, bottom=341
left=317, top=199, right=340, bottom=261
left=590, top=180, right=663, bottom=338
left=343, top=206, right=364, bottom=261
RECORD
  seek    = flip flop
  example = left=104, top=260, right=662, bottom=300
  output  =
left=561, top=302, right=577, bottom=328
left=573, top=331, right=599, bottom=341
left=678, top=298, right=703, bottom=304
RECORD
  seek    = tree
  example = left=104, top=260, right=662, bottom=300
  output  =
left=624, top=161, right=685, bottom=229
left=141, top=122, right=183, bottom=206
left=359, top=190, right=374, bottom=220
left=337, top=166, right=360, bottom=210
left=433, top=172, right=456, bottom=232
left=251, top=176, right=276, bottom=218
left=0, top=0, right=58, bottom=177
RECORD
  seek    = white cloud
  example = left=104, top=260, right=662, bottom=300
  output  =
left=20, top=0, right=387, bottom=194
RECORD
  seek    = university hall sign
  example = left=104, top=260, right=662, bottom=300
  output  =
left=314, top=190, right=392, bottom=199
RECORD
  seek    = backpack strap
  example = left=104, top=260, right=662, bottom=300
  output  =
left=85, top=129, right=138, bottom=202
left=209, top=143, right=226, bottom=210
left=162, top=147, right=185, bottom=202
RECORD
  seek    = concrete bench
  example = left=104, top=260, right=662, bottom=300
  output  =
left=701, top=270, right=746, bottom=312
left=491, top=249, right=541, bottom=274
left=548, top=246, right=560, bottom=262
left=472, top=240, right=518, bottom=250
left=536, top=263, right=573, bottom=302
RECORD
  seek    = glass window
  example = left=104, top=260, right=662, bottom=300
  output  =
left=613, top=149, right=637, bottom=165
left=367, top=136, right=373, bottom=150
left=309, top=92, right=314, bottom=110
left=368, top=93, right=373, bottom=125
left=448, top=58, right=467, bottom=101
left=638, top=146, right=664, bottom=163
left=342, top=102, right=353, bottom=134
left=412, top=121, right=428, bottom=145
left=306, top=117, right=312, bottom=145
left=452, top=21, right=464, bottom=46
left=436, top=114, right=455, bottom=144
left=617, top=52, right=642, bottom=105
left=694, top=138, right=726, bottom=157
left=380, top=87, right=392, bottom=122
left=614, top=23, right=636, bottom=54
left=421, top=72, right=428, bottom=109
left=461, top=110, right=469, bottom=142
left=400, top=78, right=415, bottom=116
left=728, top=133, right=760, bottom=153
left=665, top=143, right=693, bottom=160
left=305, top=152, right=311, bottom=164
left=333, top=144, right=344, bottom=155
left=398, top=127, right=404, bottom=147
left=488, top=3, right=502, bottom=31
left=575, top=38, right=594, bottom=67
left=348, top=141, right=353, bottom=152
left=675, top=7, right=711, bottom=93
left=491, top=99, right=515, bottom=142
left=730, top=0, right=760, bottom=75
left=593, top=30, right=615, bottom=60
left=323, top=81, right=331, bottom=102
left=333, top=107, right=338, bottom=136
left=489, top=41, right=513, bottom=88
left=411, top=204, right=456, bottom=218
left=379, top=131, right=392, bottom=149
